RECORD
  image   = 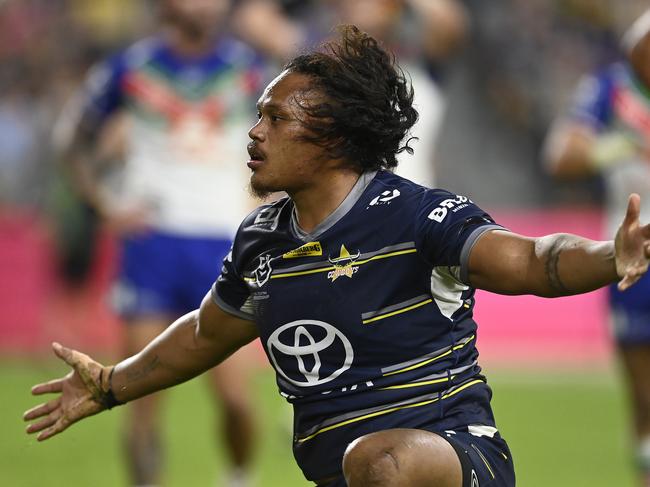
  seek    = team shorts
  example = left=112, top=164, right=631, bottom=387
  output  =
left=112, top=231, right=232, bottom=319
left=316, top=426, right=515, bottom=487
left=609, top=271, right=650, bottom=346
left=444, top=428, right=515, bottom=487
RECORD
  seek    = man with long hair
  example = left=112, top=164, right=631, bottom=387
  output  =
left=29, top=26, right=650, bottom=486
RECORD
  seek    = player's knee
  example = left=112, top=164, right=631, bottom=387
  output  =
left=342, top=434, right=400, bottom=486
left=343, top=430, right=463, bottom=487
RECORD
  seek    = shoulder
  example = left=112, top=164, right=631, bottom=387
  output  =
left=214, top=35, right=266, bottom=69
left=574, top=63, right=623, bottom=99
left=365, top=171, right=428, bottom=209
left=239, top=196, right=293, bottom=234
left=122, top=36, right=165, bottom=68
left=371, top=171, right=470, bottom=210
left=363, top=171, right=478, bottom=226
left=98, top=37, right=163, bottom=75
left=229, top=197, right=292, bottom=265
left=87, top=37, right=161, bottom=82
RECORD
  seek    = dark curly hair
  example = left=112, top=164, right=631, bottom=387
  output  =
left=285, top=25, right=418, bottom=172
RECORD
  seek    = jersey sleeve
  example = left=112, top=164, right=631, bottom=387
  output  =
left=567, top=71, right=614, bottom=131
left=415, top=190, right=505, bottom=284
left=77, top=55, right=127, bottom=135
left=211, top=224, right=255, bottom=321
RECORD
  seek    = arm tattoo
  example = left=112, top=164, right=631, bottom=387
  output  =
left=125, top=355, right=160, bottom=383
left=545, top=237, right=571, bottom=294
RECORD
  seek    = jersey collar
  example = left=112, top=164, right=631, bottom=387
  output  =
left=290, top=170, right=378, bottom=241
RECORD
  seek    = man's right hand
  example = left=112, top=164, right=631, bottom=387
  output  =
left=23, top=343, right=116, bottom=441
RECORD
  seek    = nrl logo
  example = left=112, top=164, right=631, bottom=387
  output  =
left=253, top=254, right=273, bottom=287
left=327, top=245, right=360, bottom=282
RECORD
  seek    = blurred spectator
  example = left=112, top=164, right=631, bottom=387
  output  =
left=0, top=83, right=50, bottom=208
left=435, top=0, right=626, bottom=207
left=54, top=0, right=268, bottom=485
left=544, top=9, right=650, bottom=486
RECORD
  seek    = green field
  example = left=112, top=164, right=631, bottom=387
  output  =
left=3, top=360, right=636, bottom=486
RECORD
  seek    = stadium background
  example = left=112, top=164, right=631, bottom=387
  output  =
left=0, top=0, right=646, bottom=485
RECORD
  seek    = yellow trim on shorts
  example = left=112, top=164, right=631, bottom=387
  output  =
left=471, top=443, right=495, bottom=479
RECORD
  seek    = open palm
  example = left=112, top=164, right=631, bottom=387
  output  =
left=615, top=193, right=650, bottom=291
left=23, top=343, right=110, bottom=441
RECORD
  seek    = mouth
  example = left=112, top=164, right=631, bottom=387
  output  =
left=247, top=143, right=266, bottom=170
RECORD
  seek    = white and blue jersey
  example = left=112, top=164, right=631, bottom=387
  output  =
left=212, top=171, right=510, bottom=480
left=78, top=34, right=266, bottom=236
left=75, top=35, right=267, bottom=317
left=569, top=63, right=650, bottom=344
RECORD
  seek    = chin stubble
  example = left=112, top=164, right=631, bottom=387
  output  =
left=248, top=180, right=271, bottom=200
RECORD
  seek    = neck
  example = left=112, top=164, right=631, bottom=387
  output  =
left=164, top=27, right=217, bottom=57
left=291, top=167, right=363, bottom=234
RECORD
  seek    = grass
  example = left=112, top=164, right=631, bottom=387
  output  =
left=489, top=369, right=635, bottom=487
left=3, top=360, right=637, bottom=486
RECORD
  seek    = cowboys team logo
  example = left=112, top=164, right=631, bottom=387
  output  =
left=267, top=320, right=354, bottom=387
left=327, top=245, right=361, bottom=282
left=253, top=254, right=273, bottom=287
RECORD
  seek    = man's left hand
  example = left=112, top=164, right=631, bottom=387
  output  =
left=615, top=193, right=650, bottom=291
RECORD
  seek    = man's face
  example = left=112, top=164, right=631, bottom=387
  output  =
left=163, top=0, right=229, bottom=38
left=630, top=32, right=650, bottom=89
left=247, top=70, right=331, bottom=198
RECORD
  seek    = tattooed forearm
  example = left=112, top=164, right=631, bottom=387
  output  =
left=544, top=236, right=571, bottom=295
left=125, top=355, right=160, bottom=383
left=533, top=233, right=617, bottom=298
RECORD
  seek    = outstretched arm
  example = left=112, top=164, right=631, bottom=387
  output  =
left=468, top=194, right=650, bottom=296
left=24, top=293, right=258, bottom=441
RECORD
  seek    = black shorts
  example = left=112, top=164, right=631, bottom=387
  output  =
left=315, top=427, right=515, bottom=487
left=443, top=428, right=515, bottom=487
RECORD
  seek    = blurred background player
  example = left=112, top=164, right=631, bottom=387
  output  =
left=545, top=9, right=650, bottom=486
left=232, top=0, right=468, bottom=187
left=54, top=0, right=267, bottom=485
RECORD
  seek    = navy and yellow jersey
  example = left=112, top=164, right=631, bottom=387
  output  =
left=212, top=170, right=505, bottom=480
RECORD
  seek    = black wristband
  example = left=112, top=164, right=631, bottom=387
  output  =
left=101, top=366, right=124, bottom=410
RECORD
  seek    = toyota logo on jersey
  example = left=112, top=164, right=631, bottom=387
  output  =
left=267, top=320, right=354, bottom=387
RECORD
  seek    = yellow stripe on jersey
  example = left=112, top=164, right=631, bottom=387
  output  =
left=354, top=248, right=418, bottom=266
left=269, top=248, right=418, bottom=280
left=382, top=335, right=475, bottom=377
left=296, top=379, right=485, bottom=444
left=362, top=298, right=432, bottom=324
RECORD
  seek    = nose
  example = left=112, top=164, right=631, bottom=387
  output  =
left=248, top=119, right=264, bottom=141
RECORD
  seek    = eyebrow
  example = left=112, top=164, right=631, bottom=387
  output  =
left=256, top=102, right=286, bottom=112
